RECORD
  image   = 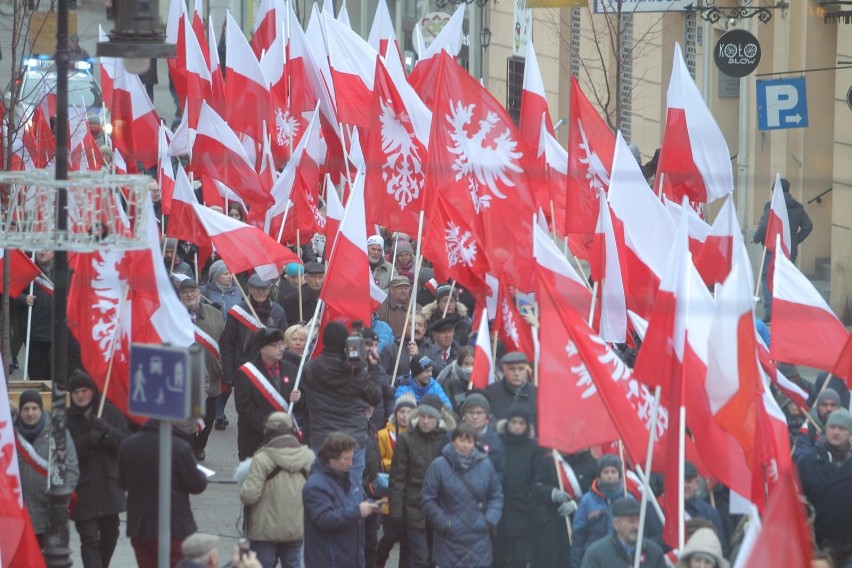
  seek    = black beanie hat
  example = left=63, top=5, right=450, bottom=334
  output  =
left=19, top=390, right=43, bottom=410
left=68, top=369, right=98, bottom=394
left=323, top=321, right=349, bottom=352
left=506, top=403, right=531, bottom=425
left=598, top=454, right=623, bottom=477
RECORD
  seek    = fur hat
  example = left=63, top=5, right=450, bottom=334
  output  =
left=252, top=328, right=285, bottom=351
left=68, top=369, right=98, bottom=394
left=323, top=321, right=349, bottom=352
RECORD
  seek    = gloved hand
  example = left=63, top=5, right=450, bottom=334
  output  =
left=89, top=417, right=108, bottom=432
left=551, top=488, right=571, bottom=503
left=557, top=500, right=578, bottom=517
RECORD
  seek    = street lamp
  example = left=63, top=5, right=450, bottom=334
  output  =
left=481, top=26, right=492, bottom=49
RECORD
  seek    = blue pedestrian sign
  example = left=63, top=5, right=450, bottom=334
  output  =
left=757, top=78, right=808, bottom=131
left=129, top=344, right=191, bottom=421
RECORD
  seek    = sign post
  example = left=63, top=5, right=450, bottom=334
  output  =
left=756, top=77, right=809, bottom=131
left=129, top=344, right=203, bottom=568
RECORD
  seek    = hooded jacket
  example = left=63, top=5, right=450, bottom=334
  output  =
left=572, top=479, right=634, bottom=567
left=394, top=375, right=452, bottom=409
left=753, top=191, right=813, bottom=261
left=677, top=528, right=726, bottom=568
left=240, top=434, right=315, bottom=542
left=437, top=360, right=472, bottom=415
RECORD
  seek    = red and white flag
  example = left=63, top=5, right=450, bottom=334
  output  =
left=250, top=0, right=282, bottom=58
left=0, top=250, right=41, bottom=296
left=184, top=14, right=213, bottom=129
left=540, top=128, right=568, bottom=237
left=206, top=18, right=227, bottom=114
left=324, top=12, right=378, bottom=129
left=694, top=193, right=739, bottom=287
left=532, top=221, right=592, bottom=319
left=105, top=61, right=159, bottom=169
left=771, top=248, right=849, bottom=375
left=519, top=41, right=554, bottom=159
left=324, top=174, right=345, bottom=248
left=764, top=174, right=791, bottom=258
left=591, top=190, right=627, bottom=343
left=493, top=280, right=536, bottom=361
left=166, top=165, right=211, bottom=258
left=469, top=311, right=494, bottom=390
left=165, top=0, right=188, bottom=104
left=656, top=43, right=733, bottom=204
left=225, top=11, right=272, bottom=141
left=157, top=123, right=176, bottom=215
left=367, top=0, right=399, bottom=59
left=408, top=5, right=465, bottom=109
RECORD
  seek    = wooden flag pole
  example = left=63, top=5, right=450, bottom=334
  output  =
left=634, top=385, right=662, bottom=568
left=98, top=285, right=131, bottom=417
left=233, top=277, right=263, bottom=323
left=441, top=280, right=457, bottom=319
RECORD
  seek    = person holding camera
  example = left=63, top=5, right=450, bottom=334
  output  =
left=302, top=321, right=383, bottom=485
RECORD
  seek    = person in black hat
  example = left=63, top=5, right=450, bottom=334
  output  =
left=421, top=284, right=472, bottom=347
left=580, top=497, right=665, bottom=567
left=681, top=462, right=728, bottom=557
left=421, top=314, right=460, bottom=378
left=219, top=273, right=287, bottom=430
left=282, top=262, right=325, bottom=324
left=66, top=370, right=130, bottom=568
left=233, top=328, right=301, bottom=460
left=485, top=351, right=537, bottom=423
left=395, top=355, right=452, bottom=409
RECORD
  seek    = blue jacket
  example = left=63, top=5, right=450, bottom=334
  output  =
left=422, top=444, right=504, bottom=568
left=395, top=376, right=452, bottom=409
left=302, top=460, right=366, bottom=568
left=572, top=480, right=634, bottom=567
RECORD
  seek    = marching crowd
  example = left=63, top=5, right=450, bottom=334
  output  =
left=8, top=182, right=851, bottom=568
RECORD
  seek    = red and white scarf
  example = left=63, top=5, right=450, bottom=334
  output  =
left=555, top=453, right=583, bottom=500
left=194, top=325, right=220, bottom=359
left=228, top=305, right=264, bottom=333
left=239, top=362, right=287, bottom=412
left=15, top=432, right=48, bottom=477
left=34, top=275, right=54, bottom=296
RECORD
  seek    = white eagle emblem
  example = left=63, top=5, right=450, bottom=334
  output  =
left=379, top=98, right=424, bottom=210
left=89, top=251, right=130, bottom=364
left=275, top=107, right=301, bottom=148
left=304, top=189, right=326, bottom=229
left=577, top=120, right=610, bottom=192
left=565, top=340, right=597, bottom=399
left=445, top=221, right=477, bottom=268
left=500, top=298, right=520, bottom=347
left=447, top=101, right=523, bottom=214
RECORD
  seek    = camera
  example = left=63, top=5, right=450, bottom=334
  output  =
left=345, top=320, right=373, bottom=366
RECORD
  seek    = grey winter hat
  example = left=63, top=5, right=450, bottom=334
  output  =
left=395, top=393, right=417, bottom=413
left=501, top=351, right=528, bottom=366
left=611, top=497, right=641, bottom=517
left=265, top=411, right=295, bottom=435
left=247, top=273, right=273, bottom=288
left=816, top=388, right=841, bottom=408
left=597, top=454, right=622, bottom=477
left=417, top=394, right=443, bottom=420
left=461, top=393, right=491, bottom=417
left=826, top=408, right=852, bottom=433
left=181, top=533, right=219, bottom=561
left=207, top=259, right=229, bottom=283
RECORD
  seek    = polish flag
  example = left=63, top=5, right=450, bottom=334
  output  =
left=771, top=248, right=849, bottom=376
left=0, top=250, right=41, bottom=296
left=166, top=165, right=210, bottom=253
left=764, top=174, right=791, bottom=258
left=656, top=43, right=733, bottom=204
left=320, top=171, right=379, bottom=325
left=191, top=102, right=270, bottom=211
left=832, top=332, right=852, bottom=388
left=207, top=18, right=227, bottom=114
left=184, top=14, right=213, bottom=129
left=608, top=132, right=674, bottom=319
left=532, top=220, right=592, bottom=320
left=665, top=198, right=711, bottom=259
left=591, top=191, right=627, bottom=343
left=250, top=0, right=282, bottom=58
left=324, top=12, right=377, bottom=129
left=107, top=66, right=160, bottom=169
left=165, top=0, right=188, bottom=104
left=519, top=41, right=554, bottom=158
left=200, top=177, right=247, bottom=213
left=368, top=0, right=399, bottom=60
left=22, top=80, right=55, bottom=169
left=286, top=1, right=322, bottom=115
left=408, top=5, right=465, bottom=109
left=225, top=11, right=272, bottom=141
left=470, top=311, right=494, bottom=390
left=192, top=202, right=301, bottom=281
left=694, top=194, right=739, bottom=287
left=0, top=358, right=47, bottom=568
left=756, top=338, right=810, bottom=410
left=98, top=26, right=116, bottom=103
left=493, top=280, right=536, bottom=361
left=324, top=174, right=345, bottom=248
left=157, top=123, right=176, bottom=215
left=189, top=0, right=209, bottom=65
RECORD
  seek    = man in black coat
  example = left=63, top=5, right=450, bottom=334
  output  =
left=282, top=261, right=324, bottom=324
left=580, top=498, right=665, bottom=568
left=15, top=250, right=54, bottom=380
left=233, top=328, right=301, bottom=460
left=485, top=351, right=537, bottom=423
left=119, top=421, right=208, bottom=568
left=67, top=370, right=130, bottom=568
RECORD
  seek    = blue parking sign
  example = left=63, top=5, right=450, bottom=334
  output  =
left=757, top=78, right=808, bottom=131
left=129, top=344, right=191, bottom=421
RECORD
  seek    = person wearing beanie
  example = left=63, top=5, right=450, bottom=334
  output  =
left=580, top=497, right=665, bottom=568
left=302, top=320, right=383, bottom=486
left=437, top=346, right=476, bottom=415
left=67, top=370, right=130, bottom=567
left=795, top=387, right=842, bottom=462
left=459, top=392, right=506, bottom=482
left=571, top=454, right=634, bottom=567
left=15, top=389, right=80, bottom=546
left=277, top=263, right=305, bottom=306
left=219, top=271, right=288, bottom=432
left=421, top=284, right=472, bottom=348
left=395, top=355, right=453, bottom=409
left=367, top=235, right=396, bottom=291
left=799, top=406, right=852, bottom=565
left=394, top=241, right=416, bottom=284
left=201, top=260, right=241, bottom=318
left=494, top=404, right=546, bottom=568
left=233, top=328, right=302, bottom=460
left=240, top=412, right=315, bottom=567
left=282, top=262, right=325, bottom=325
left=681, top=462, right=728, bottom=557
left=485, top=351, right=537, bottom=423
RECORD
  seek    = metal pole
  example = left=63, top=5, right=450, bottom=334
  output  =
left=44, top=0, right=72, bottom=559
left=158, top=420, right=173, bottom=568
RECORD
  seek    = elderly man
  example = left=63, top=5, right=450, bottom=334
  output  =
left=179, top=278, right=225, bottom=460
left=795, top=388, right=842, bottom=462
left=380, top=313, right=429, bottom=381
left=485, top=351, right=537, bottom=422
left=580, top=498, right=665, bottom=567
left=283, top=261, right=325, bottom=324
left=219, top=274, right=288, bottom=430
left=368, top=235, right=395, bottom=290
left=378, top=276, right=417, bottom=338
left=799, top=408, right=852, bottom=567
left=421, top=315, right=460, bottom=379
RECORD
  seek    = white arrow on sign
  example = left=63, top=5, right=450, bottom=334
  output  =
left=765, top=84, right=799, bottom=128
left=785, top=113, right=802, bottom=124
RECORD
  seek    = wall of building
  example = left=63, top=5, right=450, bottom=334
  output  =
left=831, top=31, right=852, bottom=317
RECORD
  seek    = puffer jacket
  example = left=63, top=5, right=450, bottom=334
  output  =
left=572, top=479, right=634, bottom=568
left=421, top=444, right=504, bottom=568
left=388, top=408, right=456, bottom=529
left=677, top=528, right=727, bottom=568
left=422, top=301, right=472, bottom=346
left=378, top=421, right=407, bottom=473
left=240, top=434, right=315, bottom=542
left=394, top=375, right=452, bottom=409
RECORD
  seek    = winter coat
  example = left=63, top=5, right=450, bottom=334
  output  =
left=282, top=284, right=320, bottom=325
left=579, top=532, right=666, bottom=568
left=371, top=259, right=396, bottom=290
left=16, top=413, right=80, bottom=534
left=67, top=396, right=129, bottom=522
left=371, top=319, right=395, bottom=356
left=234, top=354, right=300, bottom=460
left=677, top=528, right=726, bottom=568
left=378, top=421, right=406, bottom=472
left=421, top=444, right=504, bottom=568
left=240, top=434, right=315, bottom=542
left=462, top=423, right=507, bottom=483
left=496, top=420, right=542, bottom=537
left=201, top=280, right=241, bottom=319
left=421, top=301, right=472, bottom=346
left=220, top=298, right=288, bottom=387
left=753, top=191, right=813, bottom=261
left=15, top=262, right=53, bottom=342
left=437, top=361, right=472, bottom=414
left=302, top=459, right=366, bottom=568
left=379, top=337, right=430, bottom=381
left=388, top=408, right=456, bottom=529
left=485, top=379, right=537, bottom=423
left=119, top=421, right=207, bottom=540
left=192, top=302, right=225, bottom=397
left=394, top=375, right=452, bottom=409
left=421, top=341, right=461, bottom=379
left=376, top=298, right=415, bottom=339
left=798, top=438, right=852, bottom=550
left=572, top=479, right=634, bottom=567
left=530, top=452, right=572, bottom=567
left=303, top=352, right=383, bottom=450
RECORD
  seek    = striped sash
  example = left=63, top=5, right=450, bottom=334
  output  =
left=239, top=362, right=287, bottom=412
left=194, top=325, right=220, bottom=359
left=228, top=305, right=264, bottom=332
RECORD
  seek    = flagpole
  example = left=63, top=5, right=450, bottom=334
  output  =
left=410, top=210, right=425, bottom=345
left=276, top=199, right=293, bottom=244
left=98, top=286, right=130, bottom=417
left=441, top=280, right=456, bottom=319
left=390, top=288, right=417, bottom=387
left=754, top=246, right=767, bottom=300
left=588, top=281, right=598, bottom=327
left=22, top=256, right=36, bottom=381
left=551, top=448, right=573, bottom=545
left=634, top=385, right=662, bottom=568
left=233, top=276, right=264, bottom=322
left=677, top=404, right=686, bottom=552
left=549, top=200, right=559, bottom=241
left=288, top=298, right=323, bottom=414
left=618, top=439, right=628, bottom=496
left=384, top=236, right=399, bottom=321
left=297, top=229, right=304, bottom=322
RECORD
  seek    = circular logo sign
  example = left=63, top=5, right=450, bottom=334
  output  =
left=714, top=29, right=761, bottom=78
